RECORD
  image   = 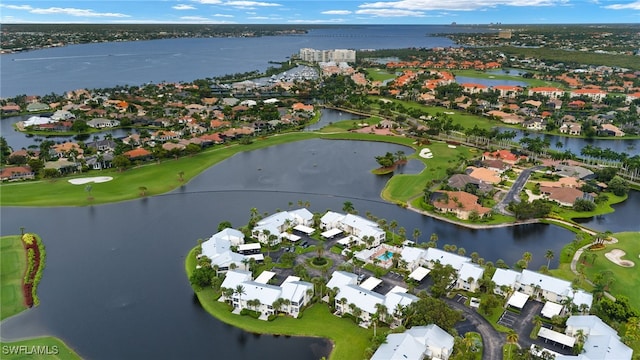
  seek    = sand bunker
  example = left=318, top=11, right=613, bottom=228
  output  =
left=68, top=176, right=114, bottom=185
left=604, top=249, right=635, bottom=267
left=448, top=145, right=457, bottom=149
left=419, top=148, right=433, bottom=159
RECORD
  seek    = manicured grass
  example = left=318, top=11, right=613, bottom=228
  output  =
left=364, top=68, right=397, bottom=82
left=0, top=337, right=81, bottom=360
left=185, top=247, right=375, bottom=360
left=1, top=235, right=27, bottom=320
left=551, top=193, right=627, bottom=223
left=451, top=69, right=565, bottom=88
left=381, top=142, right=474, bottom=203
left=580, top=232, right=640, bottom=307
left=369, top=96, right=498, bottom=131
left=0, top=235, right=81, bottom=359
left=316, top=117, right=381, bottom=133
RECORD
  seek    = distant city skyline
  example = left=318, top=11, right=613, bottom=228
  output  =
left=1, top=0, right=639, bottom=24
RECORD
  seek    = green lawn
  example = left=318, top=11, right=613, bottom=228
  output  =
left=551, top=193, right=628, bottom=223
left=0, top=235, right=81, bottom=359
left=0, top=337, right=81, bottom=360
left=364, top=68, right=397, bottom=82
left=382, top=142, right=474, bottom=203
left=1, top=235, right=27, bottom=320
left=451, top=69, right=565, bottom=88
left=580, top=232, right=640, bottom=307
left=185, top=247, right=375, bottom=360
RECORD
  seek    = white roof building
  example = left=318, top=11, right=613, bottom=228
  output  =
left=320, top=211, right=385, bottom=247
left=560, top=315, right=633, bottom=360
left=328, top=271, right=418, bottom=325
left=491, top=268, right=522, bottom=293
left=213, top=228, right=245, bottom=246
left=371, top=324, right=454, bottom=360
left=200, top=236, right=247, bottom=271
left=252, top=209, right=312, bottom=244
left=222, top=270, right=314, bottom=319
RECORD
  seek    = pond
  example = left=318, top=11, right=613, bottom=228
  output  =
left=0, top=138, right=578, bottom=359
left=455, top=76, right=528, bottom=88
left=305, top=108, right=365, bottom=131
left=496, top=127, right=640, bottom=157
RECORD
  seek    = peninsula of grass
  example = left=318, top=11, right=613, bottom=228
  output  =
left=185, top=247, right=375, bottom=360
left=1, top=235, right=28, bottom=320
left=381, top=142, right=474, bottom=204
left=0, top=234, right=81, bottom=360
left=551, top=193, right=628, bottom=223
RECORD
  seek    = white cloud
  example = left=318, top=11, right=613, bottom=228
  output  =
left=30, top=7, right=130, bottom=17
left=321, top=10, right=352, bottom=15
left=213, top=13, right=234, bottom=17
left=604, top=0, right=640, bottom=9
left=1, top=4, right=33, bottom=10
left=356, top=8, right=426, bottom=16
left=224, top=1, right=281, bottom=7
left=0, top=4, right=130, bottom=17
left=193, top=0, right=223, bottom=4
left=247, top=16, right=270, bottom=19
left=173, top=4, right=196, bottom=10
left=358, top=0, right=567, bottom=11
left=180, top=15, right=211, bottom=21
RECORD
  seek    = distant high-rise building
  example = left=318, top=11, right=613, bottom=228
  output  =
left=299, top=48, right=356, bottom=63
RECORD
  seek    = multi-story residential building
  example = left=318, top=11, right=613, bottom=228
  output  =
left=299, top=48, right=356, bottom=63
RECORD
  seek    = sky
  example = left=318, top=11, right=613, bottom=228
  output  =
left=1, top=0, right=639, bottom=25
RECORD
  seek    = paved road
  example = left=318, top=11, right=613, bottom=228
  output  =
left=494, top=165, right=545, bottom=216
left=443, top=298, right=503, bottom=360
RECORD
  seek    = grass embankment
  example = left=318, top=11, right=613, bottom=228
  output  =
left=364, top=68, right=397, bottom=82
left=185, top=247, right=374, bottom=360
left=1, top=235, right=27, bottom=320
left=554, top=193, right=628, bottom=223
left=382, top=143, right=474, bottom=204
left=0, top=235, right=81, bottom=360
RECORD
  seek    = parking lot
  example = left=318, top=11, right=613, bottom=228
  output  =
left=497, top=310, right=519, bottom=328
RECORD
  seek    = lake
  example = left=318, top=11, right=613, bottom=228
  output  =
left=0, top=25, right=465, bottom=98
left=0, top=139, right=579, bottom=359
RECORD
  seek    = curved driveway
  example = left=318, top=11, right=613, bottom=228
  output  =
left=444, top=298, right=503, bottom=360
left=494, top=165, right=545, bottom=215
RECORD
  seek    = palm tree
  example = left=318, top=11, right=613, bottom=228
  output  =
left=507, top=331, right=519, bottom=359
left=342, top=201, right=355, bottom=214
left=430, top=233, right=439, bottom=247
left=412, top=228, right=421, bottom=243
left=389, top=220, right=398, bottom=240
left=234, top=285, right=246, bottom=308
left=545, top=249, right=555, bottom=268
left=522, top=252, right=532, bottom=268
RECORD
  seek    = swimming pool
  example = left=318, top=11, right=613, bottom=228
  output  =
left=377, top=251, right=393, bottom=261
